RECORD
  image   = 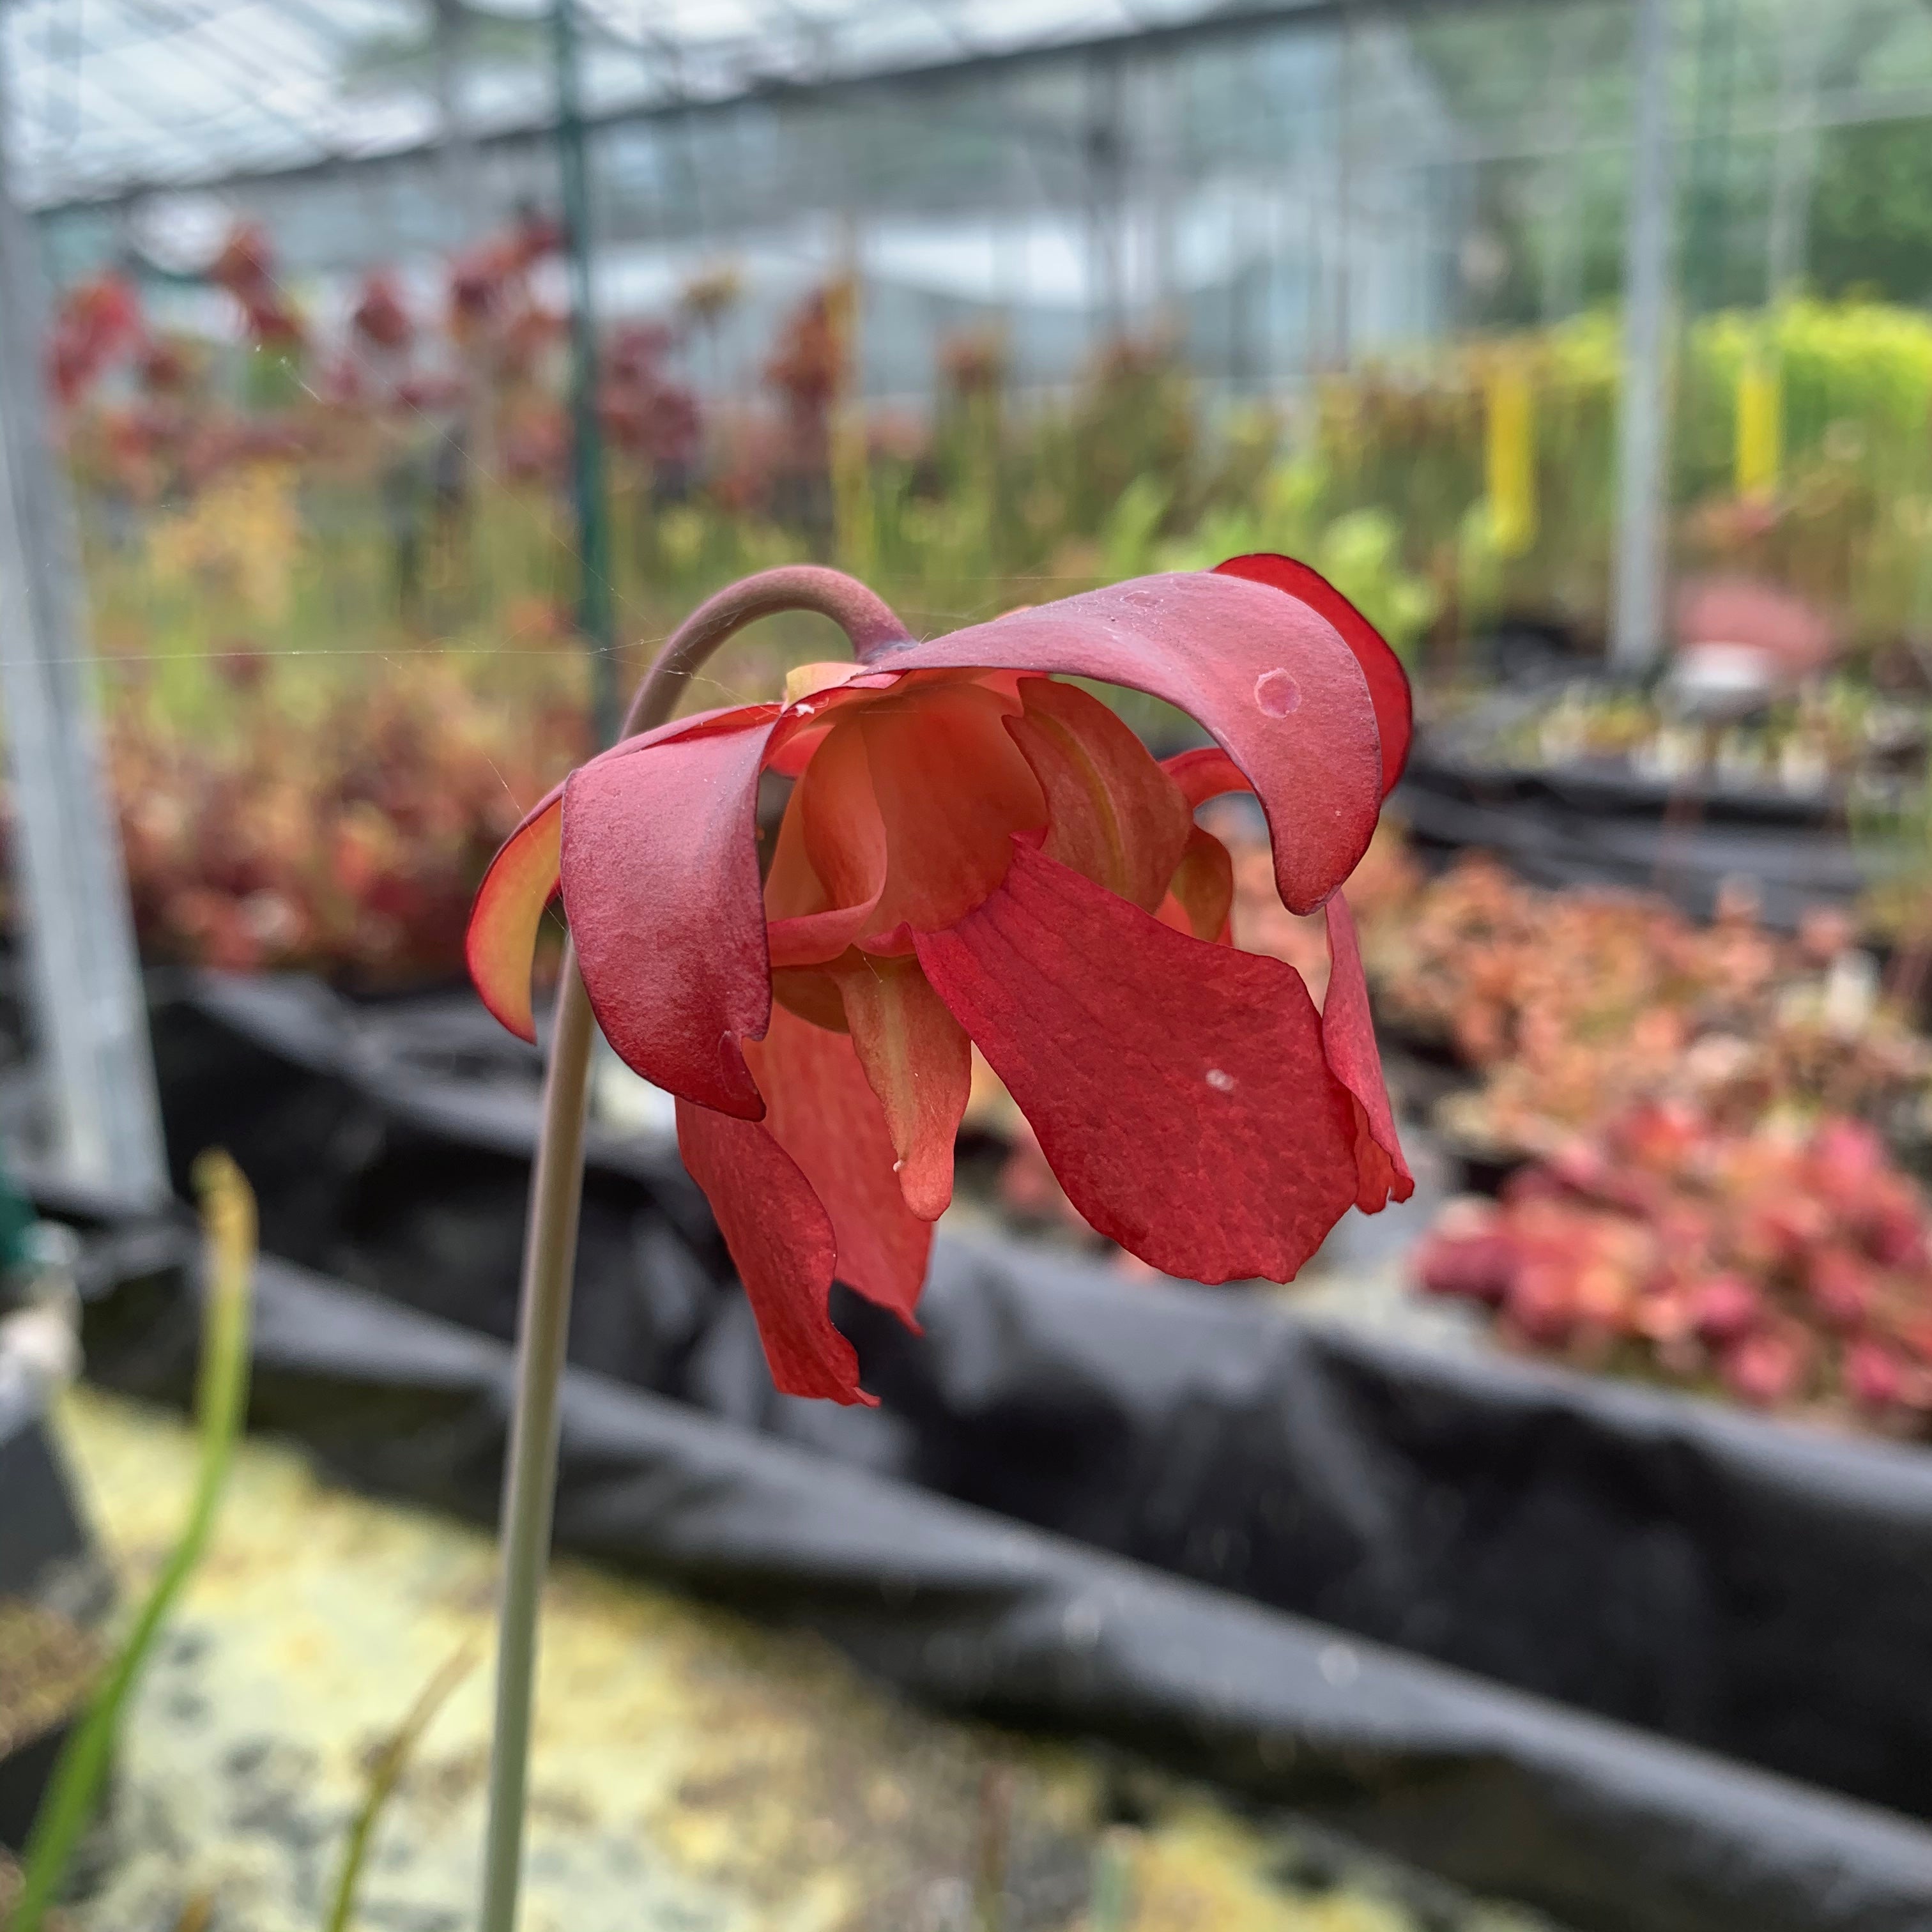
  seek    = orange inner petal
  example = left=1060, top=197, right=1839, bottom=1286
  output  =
left=1158, top=824, right=1236, bottom=943
left=1004, top=677, right=1192, bottom=912
left=857, top=682, right=1046, bottom=941
left=770, top=677, right=1045, bottom=960
left=829, top=950, right=971, bottom=1220
left=761, top=671, right=1202, bottom=1223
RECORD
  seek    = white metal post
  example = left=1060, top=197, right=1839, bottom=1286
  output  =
left=1765, top=0, right=1819, bottom=303
left=1610, top=0, right=1678, bottom=673
left=434, top=0, right=481, bottom=247
left=0, top=77, right=169, bottom=1202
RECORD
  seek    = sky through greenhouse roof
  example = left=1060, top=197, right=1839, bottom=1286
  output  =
left=2, top=0, right=1289, bottom=208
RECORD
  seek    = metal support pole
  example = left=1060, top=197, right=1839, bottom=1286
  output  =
left=1610, top=0, right=1677, bottom=674
left=551, top=0, right=620, bottom=747
left=1332, top=3, right=1357, bottom=367
left=0, top=95, right=169, bottom=1202
left=1681, top=0, right=1740, bottom=317
left=433, top=0, right=481, bottom=247
left=1083, top=55, right=1126, bottom=342
left=1766, top=0, right=1819, bottom=303
left=1542, top=8, right=1591, bottom=323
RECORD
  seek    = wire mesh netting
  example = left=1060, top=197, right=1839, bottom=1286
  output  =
left=13, top=1, right=1932, bottom=397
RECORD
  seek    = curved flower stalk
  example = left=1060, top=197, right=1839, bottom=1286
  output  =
left=471, top=551, right=1413, bottom=1407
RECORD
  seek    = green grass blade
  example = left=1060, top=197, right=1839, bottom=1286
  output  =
left=320, top=1648, right=473, bottom=1932
left=13, top=1153, right=257, bottom=1932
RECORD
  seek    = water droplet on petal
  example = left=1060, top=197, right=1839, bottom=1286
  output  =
left=1205, top=1068, right=1234, bottom=1092
left=891, top=1158, right=904, bottom=1173
left=1254, top=668, right=1301, bottom=717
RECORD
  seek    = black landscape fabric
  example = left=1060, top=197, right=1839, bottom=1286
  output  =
left=36, top=970, right=1932, bottom=1930
left=1395, top=738, right=1883, bottom=928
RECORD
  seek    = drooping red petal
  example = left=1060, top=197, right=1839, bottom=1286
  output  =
left=1005, top=677, right=1192, bottom=913
left=465, top=781, right=562, bottom=1042
left=914, top=839, right=1360, bottom=1282
left=674, top=1096, right=871, bottom=1406
left=857, top=572, right=1381, bottom=913
left=1157, top=825, right=1234, bottom=943
left=1213, top=553, right=1413, bottom=793
left=746, top=1000, right=931, bottom=1326
left=561, top=706, right=779, bottom=1119
left=1322, top=893, right=1414, bottom=1212
left=1162, top=746, right=1251, bottom=810
left=829, top=948, right=971, bottom=1220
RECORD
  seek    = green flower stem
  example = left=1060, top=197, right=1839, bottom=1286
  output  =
left=478, top=567, right=908, bottom=1932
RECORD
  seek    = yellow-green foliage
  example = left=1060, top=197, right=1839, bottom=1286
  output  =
left=1696, top=300, right=1932, bottom=493
left=70, top=298, right=1932, bottom=727
left=1296, top=300, right=1932, bottom=654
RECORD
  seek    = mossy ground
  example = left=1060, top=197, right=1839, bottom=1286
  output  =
left=45, top=1387, right=1545, bottom=1932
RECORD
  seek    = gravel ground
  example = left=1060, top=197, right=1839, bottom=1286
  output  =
left=34, top=1388, right=1547, bottom=1932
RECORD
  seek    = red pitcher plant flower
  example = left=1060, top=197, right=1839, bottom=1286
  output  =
left=467, top=555, right=1413, bottom=1404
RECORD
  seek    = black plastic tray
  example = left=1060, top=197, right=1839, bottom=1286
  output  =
left=1396, top=735, right=1892, bottom=928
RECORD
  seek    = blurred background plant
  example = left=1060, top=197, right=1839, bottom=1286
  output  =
left=47, top=257, right=1932, bottom=987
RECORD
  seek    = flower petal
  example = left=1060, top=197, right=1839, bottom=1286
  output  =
left=1321, top=894, right=1414, bottom=1212
left=828, top=949, right=971, bottom=1220
left=674, top=1095, right=871, bottom=1405
left=860, top=572, right=1381, bottom=913
left=1214, top=553, right=1413, bottom=793
left=767, top=665, right=1013, bottom=779
left=763, top=743, right=884, bottom=966
left=1004, top=677, right=1192, bottom=912
left=1162, top=746, right=1250, bottom=809
left=914, top=839, right=1360, bottom=1282
left=747, top=1000, right=931, bottom=1325
left=855, top=683, right=1045, bottom=940
left=796, top=703, right=891, bottom=920
left=1158, top=825, right=1234, bottom=943
left=562, top=706, right=779, bottom=1119
left=465, top=781, right=562, bottom=1042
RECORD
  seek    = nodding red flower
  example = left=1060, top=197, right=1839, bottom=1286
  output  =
left=206, top=223, right=304, bottom=351
left=468, top=556, right=1414, bottom=1403
left=137, top=335, right=192, bottom=395
left=208, top=222, right=275, bottom=302
left=48, top=272, right=142, bottom=406
left=351, top=271, right=414, bottom=354
left=241, top=294, right=305, bottom=354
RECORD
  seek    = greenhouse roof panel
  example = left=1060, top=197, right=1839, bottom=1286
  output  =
left=3, top=0, right=1295, bottom=208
